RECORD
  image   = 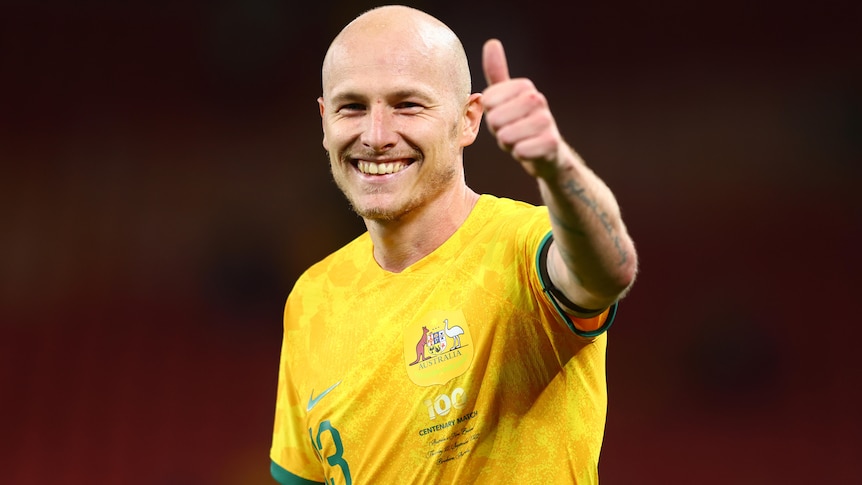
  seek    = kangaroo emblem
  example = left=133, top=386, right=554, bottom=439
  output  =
left=409, top=326, right=430, bottom=366
left=444, top=319, right=464, bottom=350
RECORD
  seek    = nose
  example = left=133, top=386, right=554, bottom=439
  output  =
left=360, top=102, right=398, bottom=151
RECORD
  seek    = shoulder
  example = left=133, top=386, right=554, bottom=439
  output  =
left=475, top=195, right=548, bottom=232
left=283, top=232, right=372, bottom=329
left=481, top=194, right=541, bottom=215
left=473, top=195, right=550, bottom=247
left=293, top=231, right=372, bottom=290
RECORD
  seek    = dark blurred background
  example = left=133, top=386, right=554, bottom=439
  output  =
left=1, top=0, right=859, bottom=483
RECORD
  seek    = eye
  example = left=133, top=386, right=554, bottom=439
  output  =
left=396, top=102, right=424, bottom=113
left=338, top=103, right=365, bottom=113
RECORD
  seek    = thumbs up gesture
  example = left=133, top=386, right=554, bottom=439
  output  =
left=482, top=39, right=566, bottom=178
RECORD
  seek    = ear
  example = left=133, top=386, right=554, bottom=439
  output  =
left=459, top=93, right=484, bottom=148
left=318, top=96, right=328, bottom=149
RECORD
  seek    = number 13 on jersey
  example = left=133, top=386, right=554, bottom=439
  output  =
left=310, top=420, right=353, bottom=485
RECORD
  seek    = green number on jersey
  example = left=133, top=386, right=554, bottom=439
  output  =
left=310, top=420, right=353, bottom=485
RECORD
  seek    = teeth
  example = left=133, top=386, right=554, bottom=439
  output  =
left=357, top=161, right=408, bottom=175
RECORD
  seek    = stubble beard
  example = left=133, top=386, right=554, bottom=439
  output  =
left=329, top=153, right=459, bottom=223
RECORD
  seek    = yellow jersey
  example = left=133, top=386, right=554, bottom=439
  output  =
left=271, top=194, right=616, bottom=484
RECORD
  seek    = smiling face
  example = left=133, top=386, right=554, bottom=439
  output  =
left=319, top=6, right=481, bottom=222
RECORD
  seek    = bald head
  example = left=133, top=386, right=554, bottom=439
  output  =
left=322, top=6, right=472, bottom=101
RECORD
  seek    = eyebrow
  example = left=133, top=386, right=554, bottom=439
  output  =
left=328, top=88, right=435, bottom=105
left=390, top=89, right=435, bottom=102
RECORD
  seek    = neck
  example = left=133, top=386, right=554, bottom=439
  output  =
left=366, top=186, right=480, bottom=273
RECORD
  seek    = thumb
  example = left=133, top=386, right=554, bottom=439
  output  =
left=482, top=38, right=510, bottom=87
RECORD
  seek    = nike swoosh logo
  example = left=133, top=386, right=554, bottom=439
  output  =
left=307, top=381, right=342, bottom=412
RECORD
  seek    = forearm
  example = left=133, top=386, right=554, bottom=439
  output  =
left=478, top=38, right=637, bottom=306
left=538, top=144, right=637, bottom=309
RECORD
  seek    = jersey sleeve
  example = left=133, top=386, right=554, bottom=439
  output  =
left=270, top=297, right=326, bottom=484
left=530, top=228, right=617, bottom=338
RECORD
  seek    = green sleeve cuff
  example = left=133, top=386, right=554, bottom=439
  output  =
left=535, top=231, right=618, bottom=337
left=271, top=460, right=324, bottom=485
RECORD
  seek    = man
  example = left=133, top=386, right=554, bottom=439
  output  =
left=270, top=5, right=637, bottom=484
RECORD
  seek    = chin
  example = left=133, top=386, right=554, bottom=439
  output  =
left=353, top=204, right=403, bottom=222
left=350, top=196, right=416, bottom=222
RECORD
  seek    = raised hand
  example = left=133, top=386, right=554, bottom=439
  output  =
left=481, top=39, right=566, bottom=178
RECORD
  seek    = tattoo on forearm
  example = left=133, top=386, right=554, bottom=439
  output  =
left=550, top=179, right=630, bottom=266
